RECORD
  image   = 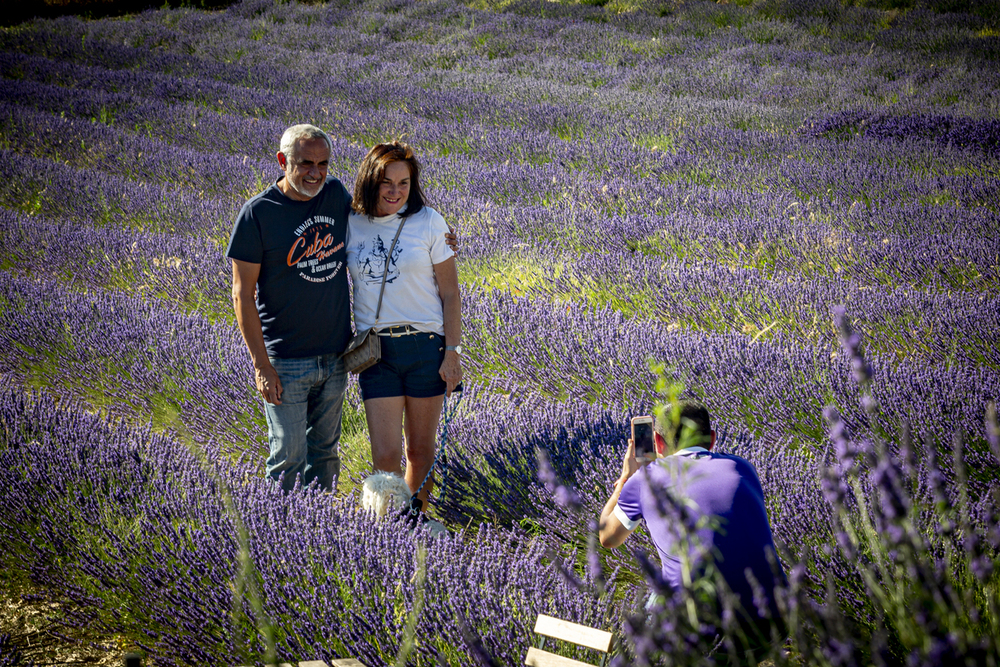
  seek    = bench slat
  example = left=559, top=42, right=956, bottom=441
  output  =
left=524, top=647, right=600, bottom=667
left=331, top=660, right=369, bottom=667
left=532, top=615, right=612, bottom=653
left=299, top=662, right=331, bottom=667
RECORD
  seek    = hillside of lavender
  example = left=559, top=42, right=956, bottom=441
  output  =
left=1, top=0, right=998, bottom=664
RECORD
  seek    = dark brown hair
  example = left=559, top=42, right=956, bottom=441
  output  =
left=351, top=141, right=426, bottom=218
left=654, top=401, right=712, bottom=449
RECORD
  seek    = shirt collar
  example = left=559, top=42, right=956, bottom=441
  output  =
left=672, top=446, right=710, bottom=458
left=372, top=203, right=408, bottom=223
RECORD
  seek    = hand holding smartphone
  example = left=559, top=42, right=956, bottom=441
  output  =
left=631, top=415, right=655, bottom=461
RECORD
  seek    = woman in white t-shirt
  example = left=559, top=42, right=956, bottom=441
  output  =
left=347, top=141, right=462, bottom=514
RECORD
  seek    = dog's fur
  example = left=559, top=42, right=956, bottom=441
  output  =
left=360, top=471, right=448, bottom=536
left=361, top=471, right=412, bottom=517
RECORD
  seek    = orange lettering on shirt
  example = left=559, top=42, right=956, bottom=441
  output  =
left=287, top=232, right=336, bottom=266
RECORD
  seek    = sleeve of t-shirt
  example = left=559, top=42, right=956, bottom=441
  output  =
left=226, top=201, right=263, bottom=263
left=736, top=456, right=767, bottom=503
left=426, top=208, right=454, bottom=265
left=613, top=475, right=643, bottom=531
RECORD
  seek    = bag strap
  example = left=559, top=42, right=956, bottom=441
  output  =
left=373, top=216, right=407, bottom=327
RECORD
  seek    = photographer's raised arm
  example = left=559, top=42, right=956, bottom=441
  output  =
left=599, top=439, right=641, bottom=548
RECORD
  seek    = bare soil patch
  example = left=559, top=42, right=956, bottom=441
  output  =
left=0, top=580, right=122, bottom=667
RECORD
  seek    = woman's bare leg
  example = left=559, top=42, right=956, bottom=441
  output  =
left=402, top=394, right=445, bottom=511
left=364, top=396, right=406, bottom=476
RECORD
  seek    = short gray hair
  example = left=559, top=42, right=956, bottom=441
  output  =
left=279, top=124, right=332, bottom=160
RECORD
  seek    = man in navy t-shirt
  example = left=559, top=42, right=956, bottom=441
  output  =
left=227, top=124, right=352, bottom=492
left=599, top=402, right=787, bottom=665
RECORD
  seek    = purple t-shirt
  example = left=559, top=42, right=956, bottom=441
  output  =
left=615, top=448, right=785, bottom=620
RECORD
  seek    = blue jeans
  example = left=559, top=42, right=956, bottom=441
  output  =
left=263, top=353, right=346, bottom=492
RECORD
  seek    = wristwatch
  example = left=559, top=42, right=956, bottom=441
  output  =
left=446, top=344, right=463, bottom=355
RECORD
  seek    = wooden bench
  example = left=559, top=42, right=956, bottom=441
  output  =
left=523, top=614, right=613, bottom=667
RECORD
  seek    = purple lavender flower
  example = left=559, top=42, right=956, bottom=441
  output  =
left=832, top=306, right=873, bottom=386
left=535, top=447, right=582, bottom=512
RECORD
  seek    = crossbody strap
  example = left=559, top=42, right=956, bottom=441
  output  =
left=372, top=216, right=407, bottom=326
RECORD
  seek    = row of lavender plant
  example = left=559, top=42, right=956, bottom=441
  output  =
left=3, top=96, right=996, bottom=303
left=3, top=267, right=996, bottom=506
left=0, top=270, right=260, bottom=443
left=0, top=151, right=240, bottom=237
left=527, top=249, right=1000, bottom=367
left=4, top=184, right=995, bottom=375
left=461, top=287, right=999, bottom=458
left=8, top=0, right=999, bottom=126
left=3, top=47, right=997, bottom=217
left=3, top=143, right=993, bottom=315
left=0, top=208, right=230, bottom=313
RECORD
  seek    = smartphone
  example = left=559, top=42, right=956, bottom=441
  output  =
left=631, top=416, right=655, bottom=459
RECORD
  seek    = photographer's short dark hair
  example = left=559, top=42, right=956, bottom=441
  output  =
left=655, top=401, right=712, bottom=448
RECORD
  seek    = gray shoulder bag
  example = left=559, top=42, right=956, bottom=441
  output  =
left=341, top=217, right=406, bottom=375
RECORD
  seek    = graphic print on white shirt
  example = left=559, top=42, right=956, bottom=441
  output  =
left=356, top=234, right=403, bottom=284
left=346, top=206, right=454, bottom=334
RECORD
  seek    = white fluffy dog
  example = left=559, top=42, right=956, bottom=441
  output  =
left=361, top=471, right=413, bottom=518
left=360, top=471, right=449, bottom=536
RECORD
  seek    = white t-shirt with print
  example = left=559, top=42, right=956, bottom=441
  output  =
left=347, top=205, right=454, bottom=335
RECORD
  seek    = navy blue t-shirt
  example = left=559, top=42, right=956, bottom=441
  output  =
left=616, top=449, right=786, bottom=623
left=226, top=176, right=352, bottom=359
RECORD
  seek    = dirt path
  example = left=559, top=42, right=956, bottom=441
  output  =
left=0, top=583, right=123, bottom=667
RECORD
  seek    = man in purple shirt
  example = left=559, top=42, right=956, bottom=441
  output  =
left=599, top=402, right=786, bottom=665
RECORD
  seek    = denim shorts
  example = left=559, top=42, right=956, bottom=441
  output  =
left=359, top=330, right=446, bottom=400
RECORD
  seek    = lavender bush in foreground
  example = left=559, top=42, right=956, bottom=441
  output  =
left=0, top=389, right=620, bottom=666
left=528, top=383, right=1000, bottom=666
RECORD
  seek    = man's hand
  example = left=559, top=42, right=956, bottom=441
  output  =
left=600, top=438, right=643, bottom=549
left=445, top=226, right=459, bottom=255
left=232, top=259, right=281, bottom=405
left=620, top=438, right=642, bottom=484
left=255, top=363, right=283, bottom=405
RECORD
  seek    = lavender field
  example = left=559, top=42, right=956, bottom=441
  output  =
left=1, top=0, right=999, bottom=664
